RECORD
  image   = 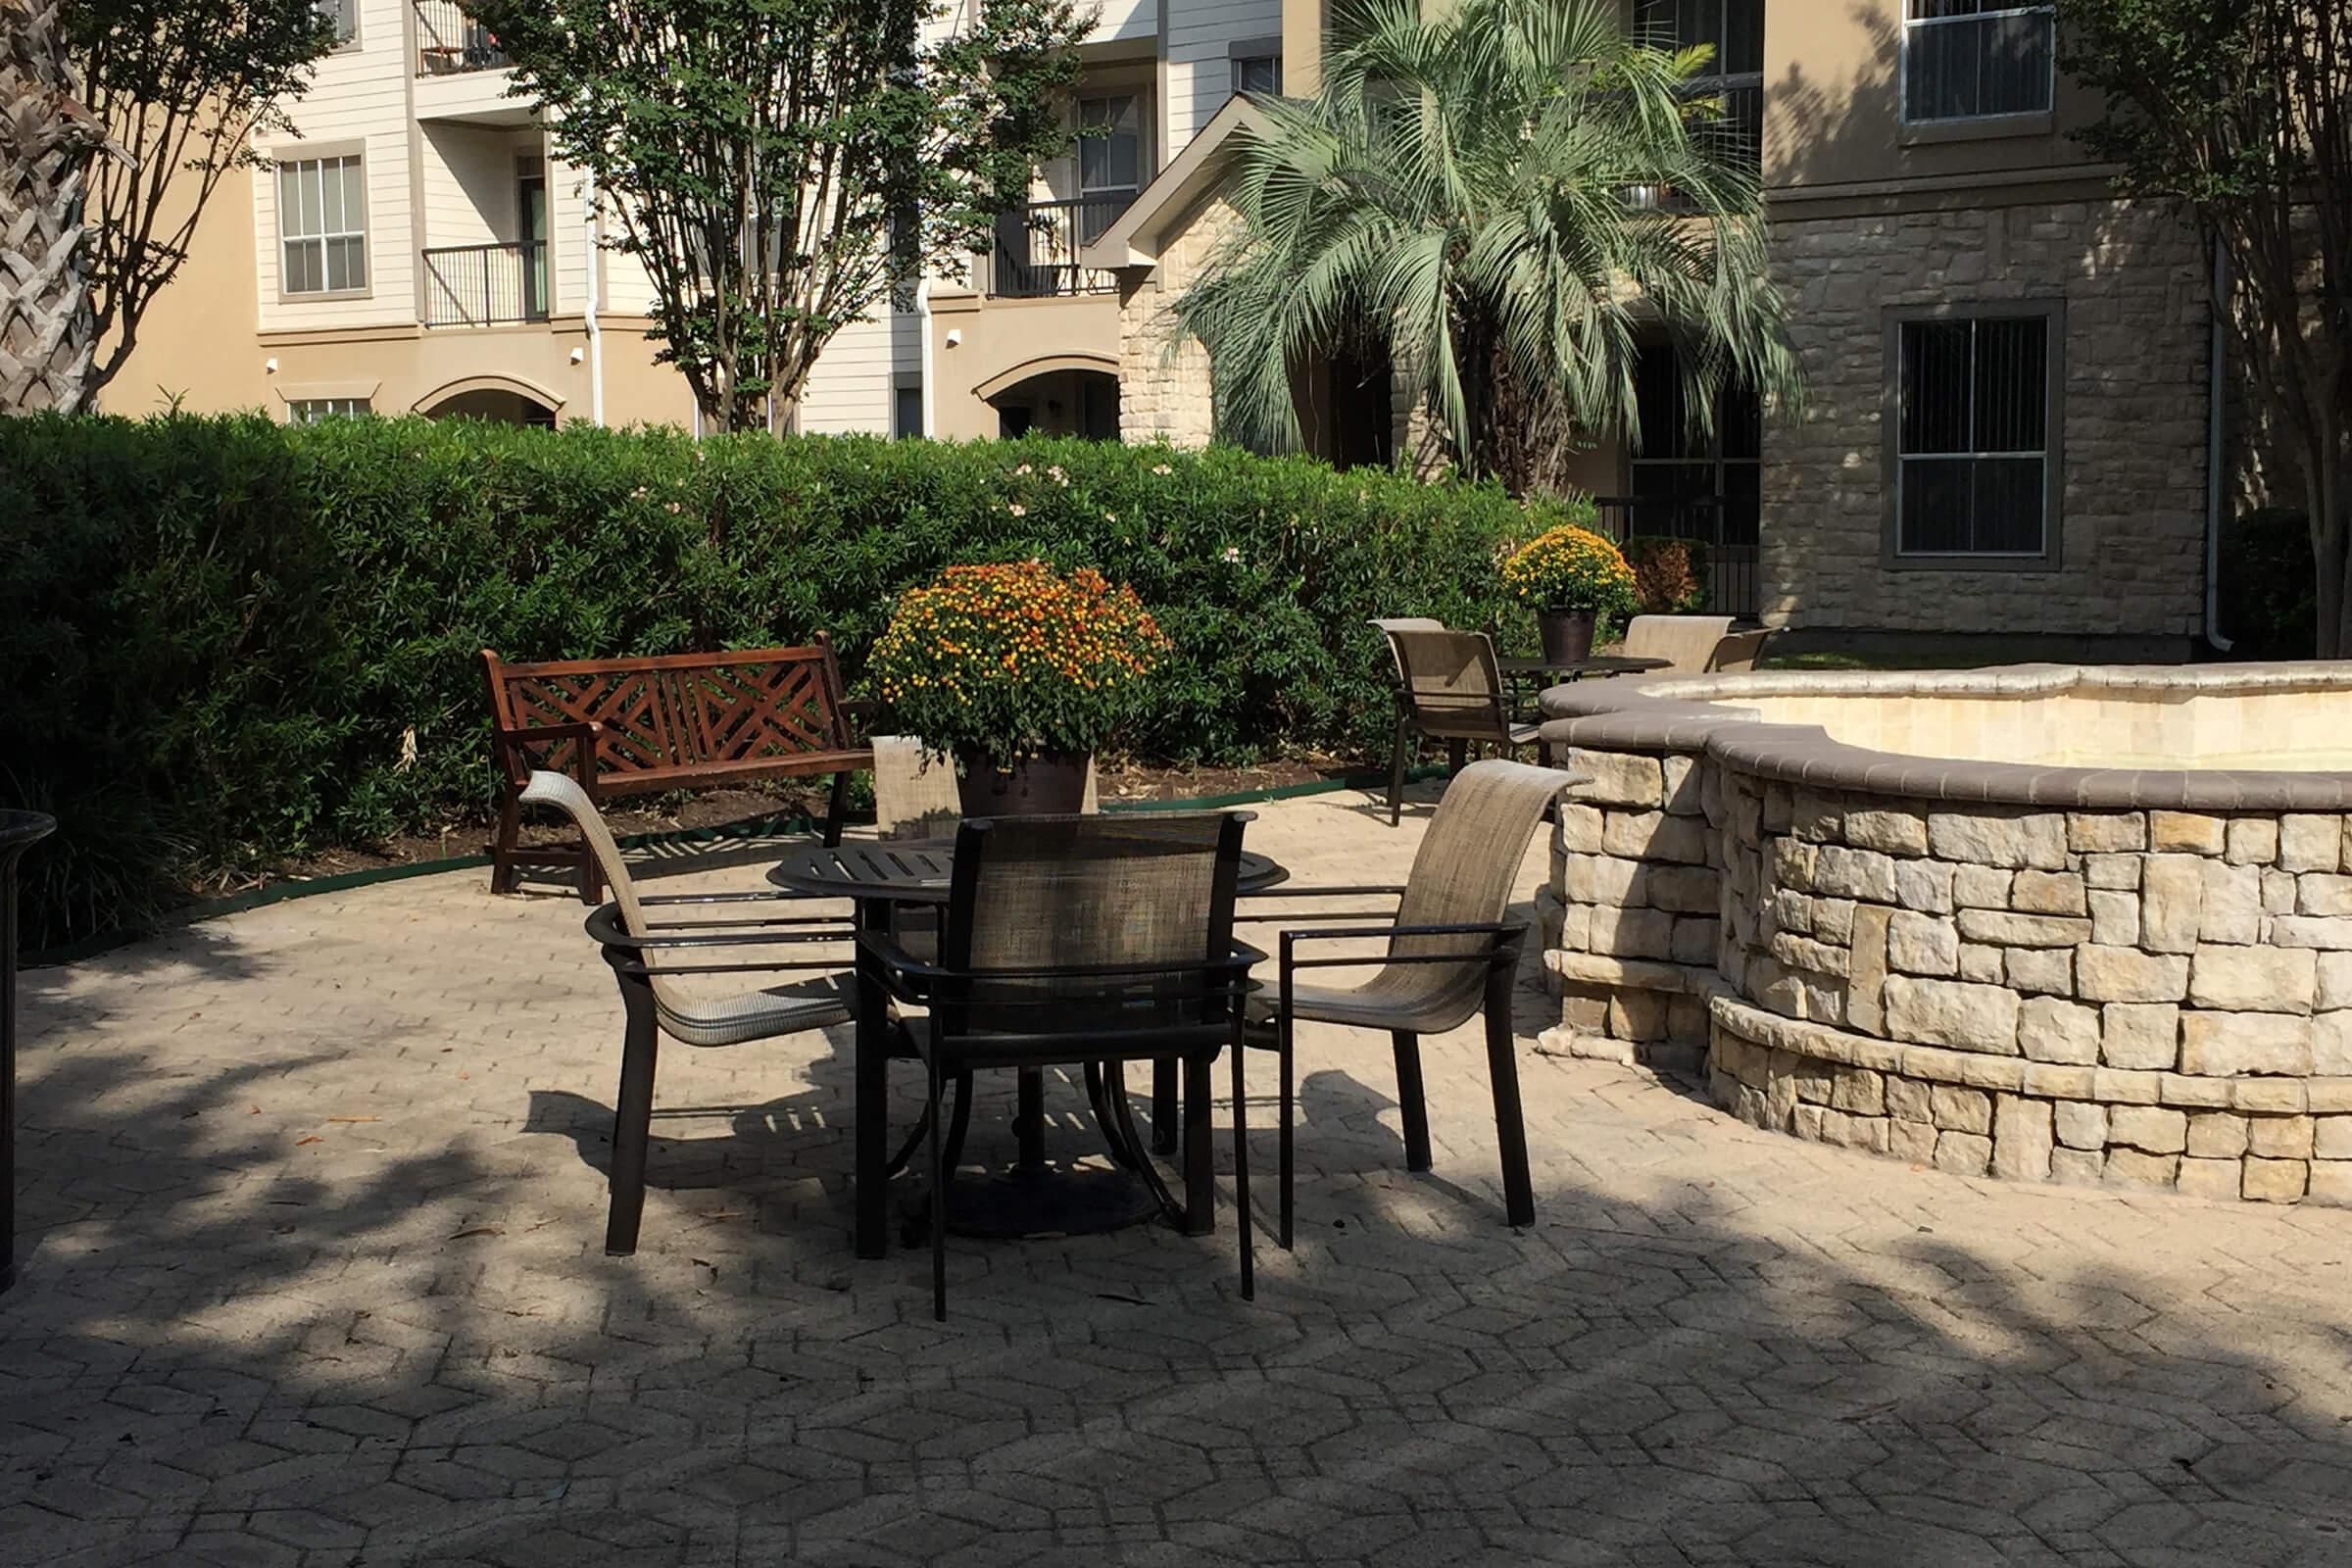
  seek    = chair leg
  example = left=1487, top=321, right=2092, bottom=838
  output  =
left=1392, top=1029, right=1433, bottom=1172
left=824, top=771, right=852, bottom=848
left=929, top=1055, right=949, bottom=1322
left=489, top=787, right=522, bottom=895
left=606, top=974, right=660, bottom=1256
left=1152, top=1056, right=1178, bottom=1155
left=1230, top=1041, right=1253, bottom=1302
left=1182, top=1053, right=1213, bottom=1236
left=1278, top=1010, right=1297, bottom=1251
left=1484, top=964, right=1535, bottom=1228
left=1388, top=719, right=1410, bottom=827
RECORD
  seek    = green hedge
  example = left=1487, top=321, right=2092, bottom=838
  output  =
left=0, top=412, right=1569, bottom=948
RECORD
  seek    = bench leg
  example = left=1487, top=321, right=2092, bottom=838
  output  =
left=824, top=772, right=852, bottom=847
left=489, top=786, right=522, bottom=895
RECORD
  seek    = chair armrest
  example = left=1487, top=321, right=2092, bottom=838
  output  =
left=588, top=902, right=855, bottom=952
left=1275, top=918, right=1527, bottom=976
left=1234, top=884, right=1405, bottom=923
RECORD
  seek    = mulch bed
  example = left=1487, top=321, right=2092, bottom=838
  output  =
left=232, top=754, right=1370, bottom=894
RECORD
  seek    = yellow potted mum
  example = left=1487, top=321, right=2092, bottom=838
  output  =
left=1501, top=525, right=1639, bottom=663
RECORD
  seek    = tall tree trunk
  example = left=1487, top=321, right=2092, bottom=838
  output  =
left=0, top=0, right=108, bottom=414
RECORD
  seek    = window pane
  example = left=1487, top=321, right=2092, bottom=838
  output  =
left=1973, top=318, right=2045, bottom=451
left=1718, top=377, right=1761, bottom=461
left=1234, top=56, right=1281, bottom=95
left=1899, top=458, right=1975, bottom=553
left=1971, top=459, right=2044, bottom=552
left=323, top=158, right=347, bottom=234
left=277, top=165, right=307, bottom=238
left=1633, top=345, right=1687, bottom=459
left=283, top=237, right=319, bottom=293
left=327, top=234, right=367, bottom=291
left=1906, top=8, right=2051, bottom=121
left=340, top=157, right=367, bottom=235
left=1899, top=321, right=1972, bottom=455
left=1721, top=0, right=1763, bottom=75
left=1980, top=10, right=2053, bottom=115
left=299, top=161, right=322, bottom=237
left=894, top=385, right=922, bottom=439
left=1080, top=96, right=1141, bottom=191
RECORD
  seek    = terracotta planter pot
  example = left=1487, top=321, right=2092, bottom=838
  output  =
left=956, top=749, right=1092, bottom=818
left=1538, top=608, right=1598, bottom=664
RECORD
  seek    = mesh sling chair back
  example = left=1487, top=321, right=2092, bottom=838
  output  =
left=1240, top=759, right=1576, bottom=1247
left=520, top=771, right=855, bottom=1254
left=857, top=811, right=1260, bottom=1319
left=1383, top=628, right=1543, bottom=826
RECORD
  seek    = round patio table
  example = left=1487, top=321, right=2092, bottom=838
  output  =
left=773, top=836, right=1288, bottom=1254
left=0, top=810, right=58, bottom=1296
left=1494, top=653, right=1676, bottom=681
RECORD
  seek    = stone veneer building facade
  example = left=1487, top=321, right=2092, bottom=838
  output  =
left=1093, top=0, right=2227, bottom=656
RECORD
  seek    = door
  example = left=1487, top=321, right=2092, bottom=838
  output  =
left=516, top=157, right=549, bottom=321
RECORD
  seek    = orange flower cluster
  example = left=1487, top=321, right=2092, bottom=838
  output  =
left=869, top=562, right=1170, bottom=756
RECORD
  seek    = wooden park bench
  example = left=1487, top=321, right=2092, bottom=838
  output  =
left=480, top=639, right=873, bottom=903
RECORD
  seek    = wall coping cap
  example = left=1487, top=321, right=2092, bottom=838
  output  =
left=1536, top=662, right=2352, bottom=810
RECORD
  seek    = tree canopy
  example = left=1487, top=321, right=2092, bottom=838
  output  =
left=472, top=0, right=1093, bottom=433
left=2061, top=0, right=2351, bottom=655
left=73, top=0, right=337, bottom=404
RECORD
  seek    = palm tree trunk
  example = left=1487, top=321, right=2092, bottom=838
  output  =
left=0, top=0, right=107, bottom=415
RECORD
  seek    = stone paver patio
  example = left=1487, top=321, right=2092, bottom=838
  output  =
left=7, top=783, right=2352, bottom=1566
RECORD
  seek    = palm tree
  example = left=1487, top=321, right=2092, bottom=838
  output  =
left=0, top=0, right=112, bottom=414
left=1169, top=0, right=1801, bottom=494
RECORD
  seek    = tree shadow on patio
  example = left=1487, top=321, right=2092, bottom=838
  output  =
left=10, top=915, right=2352, bottom=1565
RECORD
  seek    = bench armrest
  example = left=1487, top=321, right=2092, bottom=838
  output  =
left=494, top=720, right=602, bottom=792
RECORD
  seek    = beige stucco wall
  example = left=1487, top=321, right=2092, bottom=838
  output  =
left=98, top=165, right=272, bottom=417
left=926, top=290, right=1123, bottom=440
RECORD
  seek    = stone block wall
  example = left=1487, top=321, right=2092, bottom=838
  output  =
left=1764, top=198, right=2209, bottom=640
left=1539, top=745, right=1726, bottom=1073
left=1115, top=195, right=1233, bottom=448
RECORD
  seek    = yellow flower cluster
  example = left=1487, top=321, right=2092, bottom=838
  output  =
left=1501, top=524, right=1638, bottom=612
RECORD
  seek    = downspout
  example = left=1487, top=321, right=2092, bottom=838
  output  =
left=2204, top=243, right=2232, bottom=653
left=583, top=165, right=606, bottom=427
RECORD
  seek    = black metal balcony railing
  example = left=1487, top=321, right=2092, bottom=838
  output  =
left=1623, top=78, right=1763, bottom=212
left=989, top=195, right=1128, bottom=298
left=422, top=240, right=547, bottom=326
left=415, top=0, right=508, bottom=74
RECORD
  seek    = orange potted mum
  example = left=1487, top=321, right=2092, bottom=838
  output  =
left=868, top=562, right=1170, bottom=814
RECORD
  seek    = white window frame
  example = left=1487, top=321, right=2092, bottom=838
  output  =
left=1883, top=302, right=2064, bottom=569
left=1899, top=3, right=2057, bottom=125
left=275, top=148, right=371, bottom=301
left=287, top=397, right=373, bottom=423
left=316, top=0, right=360, bottom=50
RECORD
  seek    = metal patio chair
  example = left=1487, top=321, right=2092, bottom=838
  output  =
left=1383, top=627, right=1543, bottom=826
left=520, top=771, right=857, bottom=1256
left=857, top=812, right=1261, bottom=1319
left=1239, top=759, right=1575, bottom=1246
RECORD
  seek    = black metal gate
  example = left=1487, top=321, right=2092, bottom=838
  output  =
left=1592, top=493, right=1761, bottom=620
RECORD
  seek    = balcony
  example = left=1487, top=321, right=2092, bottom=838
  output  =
left=415, top=0, right=508, bottom=75
left=989, top=196, right=1128, bottom=299
left=422, top=241, right=548, bottom=327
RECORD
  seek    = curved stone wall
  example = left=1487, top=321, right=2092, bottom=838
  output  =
left=1534, top=663, right=2352, bottom=1204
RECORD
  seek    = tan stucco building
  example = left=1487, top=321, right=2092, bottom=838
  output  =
left=111, top=0, right=2225, bottom=654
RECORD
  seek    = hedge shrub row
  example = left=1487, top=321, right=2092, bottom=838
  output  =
left=0, top=412, right=1574, bottom=948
